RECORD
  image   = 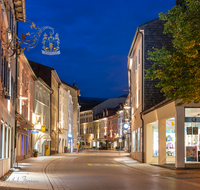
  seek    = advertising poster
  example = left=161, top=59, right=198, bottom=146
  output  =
left=187, top=127, right=192, bottom=135
left=193, top=127, right=198, bottom=135
left=186, top=146, right=197, bottom=161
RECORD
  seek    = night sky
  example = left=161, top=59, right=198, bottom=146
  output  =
left=19, top=0, right=175, bottom=99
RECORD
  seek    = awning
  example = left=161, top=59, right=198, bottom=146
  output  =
left=34, top=132, right=51, bottom=145
left=15, top=111, right=34, bottom=130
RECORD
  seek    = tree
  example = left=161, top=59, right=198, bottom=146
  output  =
left=145, top=0, right=200, bottom=105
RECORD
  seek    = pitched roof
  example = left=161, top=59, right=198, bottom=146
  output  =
left=29, top=60, right=54, bottom=87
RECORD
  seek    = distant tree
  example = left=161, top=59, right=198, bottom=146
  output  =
left=145, top=0, right=200, bottom=105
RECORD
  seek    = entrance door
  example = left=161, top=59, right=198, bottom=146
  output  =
left=45, top=145, right=49, bottom=156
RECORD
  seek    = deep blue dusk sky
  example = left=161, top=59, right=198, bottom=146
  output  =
left=19, top=0, right=175, bottom=99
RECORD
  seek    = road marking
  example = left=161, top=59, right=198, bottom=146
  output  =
left=87, top=163, right=120, bottom=167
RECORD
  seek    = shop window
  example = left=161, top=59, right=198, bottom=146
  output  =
left=153, top=124, right=158, bottom=156
left=132, top=131, right=135, bottom=152
left=25, top=136, right=28, bottom=155
left=140, top=127, right=142, bottom=152
left=21, top=134, right=24, bottom=156
left=8, top=128, right=10, bottom=158
left=166, top=118, right=175, bottom=156
left=0, top=121, right=3, bottom=159
left=138, top=127, right=140, bottom=152
left=185, top=108, right=200, bottom=162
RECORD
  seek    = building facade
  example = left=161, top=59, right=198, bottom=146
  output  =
left=59, top=84, right=73, bottom=153
left=0, top=0, right=20, bottom=178
left=29, top=61, right=61, bottom=155
left=92, top=119, right=100, bottom=148
left=16, top=54, right=35, bottom=161
left=32, top=78, right=52, bottom=156
left=127, top=19, right=173, bottom=162
left=62, top=81, right=80, bottom=150
left=80, top=110, right=93, bottom=148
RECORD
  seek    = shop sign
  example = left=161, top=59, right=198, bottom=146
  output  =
left=185, top=117, right=200, bottom=122
left=31, top=130, right=39, bottom=133
left=187, top=127, right=192, bottom=135
left=41, top=125, right=46, bottom=131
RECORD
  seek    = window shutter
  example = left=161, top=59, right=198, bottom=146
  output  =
left=7, top=67, right=11, bottom=97
left=4, top=60, right=8, bottom=89
left=0, top=41, right=1, bottom=79
left=1, top=51, right=4, bottom=87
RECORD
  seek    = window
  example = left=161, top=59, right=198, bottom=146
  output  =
left=36, top=91, right=38, bottom=100
left=8, top=128, right=10, bottom=158
left=21, top=134, right=24, bottom=156
left=0, top=121, right=3, bottom=159
left=4, top=126, right=7, bottom=158
left=25, top=72, right=26, bottom=86
left=138, top=89, right=140, bottom=106
left=22, top=68, right=24, bottom=84
left=132, top=130, right=135, bottom=152
left=38, top=93, right=40, bottom=101
left=135, top=56, right=137, bottom=71
left=138, top=49, right=140, bottom=64
left=17, top=61, right=19, bottom=78
left=138, top=127, right=140, bottom=152
left=25, top=136, right=28, bottom=155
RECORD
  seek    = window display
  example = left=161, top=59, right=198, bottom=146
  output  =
left=185, top=108, right=200, bottom=163
left=153, top=128, right=158, bottom=156
left=166, top=118, right=175, bottom=157
left=132, top=131, right=135, bottom=152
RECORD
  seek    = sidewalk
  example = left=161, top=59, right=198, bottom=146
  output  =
left=113, top=156, right=200, bottom=179
left=0, top=155, right=61, bottom=190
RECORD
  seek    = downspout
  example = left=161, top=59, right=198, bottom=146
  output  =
left=14, top=20, right=18, bottom=150
left=139, top=30, right=144, bottom=163
left=57, top=84, right=60, bottom=154
left=127, top=28, right=139, bottom=155
left=50, top=87, right=54, bottom=155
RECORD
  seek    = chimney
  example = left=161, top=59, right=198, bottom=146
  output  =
left=176, top=0, right=183, bottom=5
left=73, top=83, right=77, bottom=89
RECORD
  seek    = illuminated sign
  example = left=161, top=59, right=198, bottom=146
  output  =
left=68, top=133, right=72, bottom=138
left=41, top=125, right=46, bottom=131
left=31, top=130, right=39, bottom=133
left=123, top=123, right=129, bottom=130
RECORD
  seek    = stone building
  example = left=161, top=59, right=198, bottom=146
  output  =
left=29, top=61, right=61, bottom=155
left=32, top=77, right=52, bottom=156
left=16, top=53, right=36, bottom=161
left=0, top=0, right=21, bottom=178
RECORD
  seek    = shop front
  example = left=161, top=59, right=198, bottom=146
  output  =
left=185, top=108, right=200, bottom=163
left=143, top=100, right=200, bottom=168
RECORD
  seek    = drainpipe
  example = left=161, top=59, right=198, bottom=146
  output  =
left=139, top=30, right=144, bottom=163
left=50, top=88, right=54, bottom=155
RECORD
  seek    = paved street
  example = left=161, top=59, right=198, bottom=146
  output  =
left=1, top=151, right=200, bottom=190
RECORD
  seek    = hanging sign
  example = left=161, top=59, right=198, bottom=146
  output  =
left=42, top=33, right=60, bottom=55
left=41, top=125, right=46, bottom=131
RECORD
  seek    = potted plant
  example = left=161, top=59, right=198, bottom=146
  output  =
left=33, top=149, right=38, bottom=157
left=64, top=146, right=68, bottom=153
